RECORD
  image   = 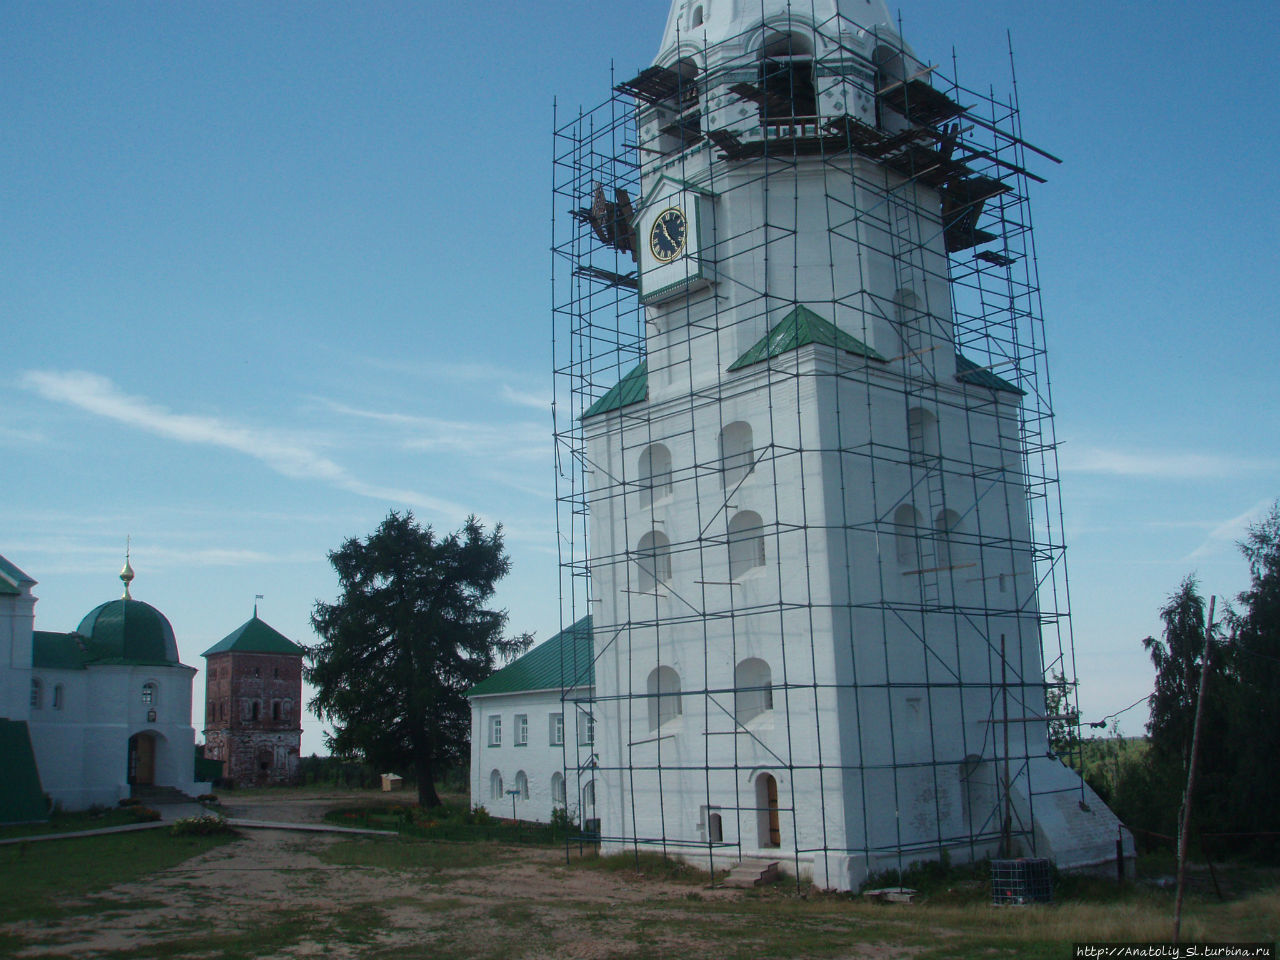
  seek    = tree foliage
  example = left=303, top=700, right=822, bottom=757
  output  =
left=307, top=512, right=531, bottom=807
left=1228, top=503, right=1280, bottom=846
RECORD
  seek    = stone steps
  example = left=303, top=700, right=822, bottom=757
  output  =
left=721, top=858, right=781, bottom=888
left=131, top=785, right=198, bottom=805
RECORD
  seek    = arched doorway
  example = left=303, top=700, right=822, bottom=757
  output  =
left=755, top=773, right=780, bottom=848
left=128, top=732, right=158, bottom=786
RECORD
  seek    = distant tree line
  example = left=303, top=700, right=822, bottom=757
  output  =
left=1081, top=503, right=1280, bottom=860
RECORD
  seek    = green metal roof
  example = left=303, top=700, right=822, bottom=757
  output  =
left=0, top=554, right=34, bottom=596
left=467, top=616, right=594, bottom=697
left=582, top=362, right=647, bottom=419
left=0, top=720, right=47, bottom=824
left=729, top=305, right=887, bottom=372
left=76, top=598, right=183, bottom=666
left=955, top=353, right=1025, bottom=395
left=202, top=614, right=306, bottom=657
left=33, top=632, right=91, bottom=670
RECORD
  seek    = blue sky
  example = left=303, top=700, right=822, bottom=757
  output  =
left=3, top=1, right=1276, bottom=755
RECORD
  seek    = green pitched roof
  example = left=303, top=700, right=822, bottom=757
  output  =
left=33, top=632, right=91, bottom=670
left=467, top=616, right=594, bottom=697
left=955, top=353, right=1025, bottom=395
left=729, top=305, right=887, bottom=372
left=582, top=362, right=647, bottom=419
left=0, top=555, right=34, bottom=596
left=202, top=614, right=306, bottom=657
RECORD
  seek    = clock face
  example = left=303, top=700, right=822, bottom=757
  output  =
left=648, top=207, right=688, bottom=263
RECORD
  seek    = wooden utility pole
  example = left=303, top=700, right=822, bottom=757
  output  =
left=1173, top=595, right=1216, bottom=943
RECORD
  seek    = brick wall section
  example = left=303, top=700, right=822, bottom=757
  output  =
left=203, top=651, right=302, bottom=786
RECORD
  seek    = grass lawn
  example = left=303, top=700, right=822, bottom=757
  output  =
left=0, top=805, right=159, bottom=839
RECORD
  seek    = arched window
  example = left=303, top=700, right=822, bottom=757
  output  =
left=690, top=4, right=704, bottom=28
left=907, top=407, right=939, bottom=460
left=515, top=770, right=529, bottom=800
left=935, top=509, right=962, bottom=569
left=728, top=511, right=766, bottom=579
left=141, top=682, right=157, bottom=705
left=757, top=31, right=816, bottom=122
left=894, top=504, right=922, bottom=566
left=647, top=666, right=683, bottom=731
left=30, top=677, right=43, bottom=710
left=638, top=443, right=673, bottom=504
left=582, top=779, right=596, bottom=809
left=489, top=770, right=503, bottom=801
left=735, top=658, right=773, bottom=724
left=53, top=684, right=64, bottom=711
left=551, top=772, right=566, bottom=805
left=719, top=421, right=754, bottom=488
left=894, top=288, right=921, bottom=357
left=637, top=531, right=671, bottom=592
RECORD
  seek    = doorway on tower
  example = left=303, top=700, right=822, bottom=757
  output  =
left=127, top=732, right=158, bottom=786
left=755, top=773, right=781, bottom=849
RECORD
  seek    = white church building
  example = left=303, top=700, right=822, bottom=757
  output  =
left=0, top=554, right=198, bottom=817
left=543, top=0, right=1132, bottom=890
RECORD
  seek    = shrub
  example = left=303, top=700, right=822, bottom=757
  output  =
left=471, top=804, right=493, bottom=825
left=118, top=797, right=142, bottom=808
left=197, top=794, right=220, bottom=804
left=131, top=806, right=162, bottom=823
left=171, top=815, right=232, bottom=837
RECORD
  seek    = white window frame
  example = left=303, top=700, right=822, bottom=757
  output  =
left=515, top=714, right=528, bottom=746
left=488, top=714, right=502, bottom=747
left=550, top=713, right=564, bottom=746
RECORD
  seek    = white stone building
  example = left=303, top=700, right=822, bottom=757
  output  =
left=467, top=617, right=593, bottom=824
left=550, top=0, right=1133, bottom=889
left=0, top=553, right=198, bottom=816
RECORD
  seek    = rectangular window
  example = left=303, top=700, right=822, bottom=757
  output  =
left=550, top=713, right=564, bottom=746
left=515, top=714, right=528, bottom=746
left=578, top=711, right=595, bottom=746
left=488, top=715, right=502, bottom=747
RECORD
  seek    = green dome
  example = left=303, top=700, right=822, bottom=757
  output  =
left=76, top=598, right=181, bottom=665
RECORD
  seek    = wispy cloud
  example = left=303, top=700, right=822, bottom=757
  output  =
left=0, top=423, right=46, bottom=444
left=21, top=370, right=471, bottom=520
left=316, top=398, right=548, bottom=461
left=1183, top=498, right=1275, bottom=562
left=500, top=384, right=550, bottom=411
left=1062, top=444, right=1277, bottom=480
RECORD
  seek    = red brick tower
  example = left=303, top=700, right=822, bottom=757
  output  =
left=202, top=611, right=305, bottom=786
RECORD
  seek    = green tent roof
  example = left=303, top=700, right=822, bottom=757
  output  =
left=467, top=616, right=594, bottom=697
left=582, top=362, right=647, bottom=419
left=203, top=614, right=306, bottom=657
left=33, top=632, right=91, bottom=670
left=729, top=305, right=887, bottom=371
left=954, top=353, right=1024, bottom=395
left=0, top=720, right=47, bottom=824
left=0, top=555, right=34, bottom=596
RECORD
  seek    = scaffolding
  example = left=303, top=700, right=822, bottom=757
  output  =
left=552, top=8, right=1099, bottom=888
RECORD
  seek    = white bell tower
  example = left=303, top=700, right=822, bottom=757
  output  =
left=555, top=0, right=1131, bottom=889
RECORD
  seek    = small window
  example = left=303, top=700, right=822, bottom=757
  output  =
left=488, top=715, right=502, bottom=747
left=254, top=667, right=260, bottom=677
left=551, top=772, right=566, bottom=804
left=719, top=421, right=754, bottom=489
left=515, top=714, right=528, bottom=746
left=272, top=701, right=282, bottom=721
left=30, top=678, right=43, bottom=710
left=894, top=504, right=923, bottom=567
left=690, top=5, right=704, bottom=29
left=550, top=713, right=564, bottom=746
left=637, top=531, right=672, bottom=592
left=728, top=511, right=766, bottom=579
left=53, top=684, right=64, bottom=711
left=935, top=509, right=963, bottom=569
left=273, top=667, right=280, bottom=679
left=577, top=711, right=596, bottom=746
left=709, top=811, right=723, bottom=842
left=515, top=770, right=529, bottom=800
left=638, top=443, right=673, bottom=504
left=734, top=658, right=774, bottom=724
left=908, top=407, right=939, bottom=459
left=251, top=700, right=260, bottom=721
left=647, top=666, right=683, bottom=731
left=582, top=779, right=596, bottom=809
left=141, top=682, right=157, bottom=705
left=489, top=769, right=503, bottom=801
